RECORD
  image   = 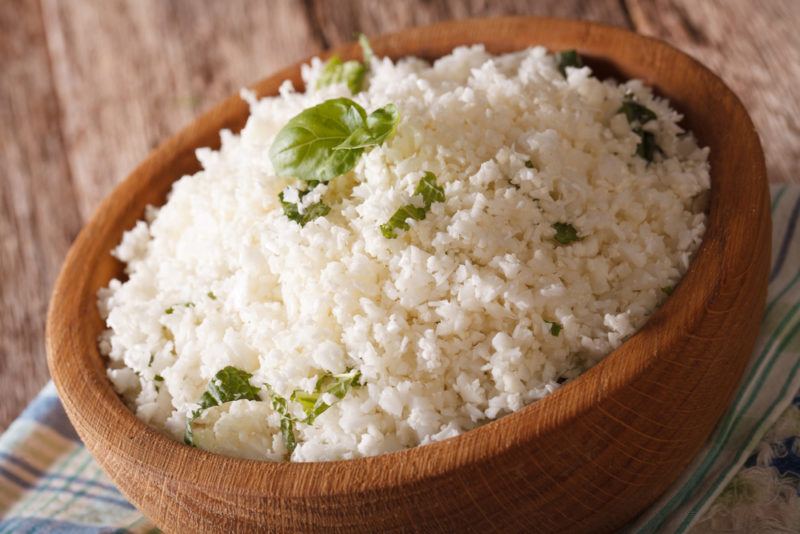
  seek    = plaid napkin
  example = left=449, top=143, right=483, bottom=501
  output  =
left=1, top=186, right=798, bottom=533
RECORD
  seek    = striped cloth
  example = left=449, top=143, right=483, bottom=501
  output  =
left=1, top=186, right=798, bottom=533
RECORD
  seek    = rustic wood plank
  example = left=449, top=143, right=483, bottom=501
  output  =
left=308, top=0, right=631, bottom=46
left=627, top=0, right=800, bottom=184
left=40, top=0, right=324, bottom=219
left=0, top=1, right=83, bottom=429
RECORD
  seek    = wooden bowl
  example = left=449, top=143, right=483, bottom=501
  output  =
left=46, top=17, right=770, bottom=533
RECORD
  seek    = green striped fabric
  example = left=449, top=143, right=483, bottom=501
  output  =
left=0, top=186, right=798, bottom=533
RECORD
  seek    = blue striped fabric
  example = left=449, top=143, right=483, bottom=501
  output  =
left=0, top=186, right=798, bottom=533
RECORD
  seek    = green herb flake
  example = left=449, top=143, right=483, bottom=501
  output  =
left=292, top=369, right=362, bottom=424
left=165, top=307, right=174, bottom=315
left=269, top=98, right=400, bottom=183
left=316, top=55, right=367, bottom=95
left=545, top=320, right=562, bottom=337
left=661, top=286, right=674, bottom=296
left=635, top=128, right=658, bottom=162
left=381, top=172, right=444, bottom=239
left=207, top=291, right=217, bottom=300
left=148, top=354, right=154, bottom=367
left=154, top=374, right=164, bottom=382
left=184, top=366, right=261, bottom=446
left=552, top=222, right=581, bottom=245
left=524, top=160, right=535, bottom=169
left=556, top=49, right=583, bottom=76
left=265, top=385, right=297, bottom=454
left=618, top=96, right=661, bottom=162
left=278, top=181, right=331, bottom=227
left=358, top=33, right=375, bottom=67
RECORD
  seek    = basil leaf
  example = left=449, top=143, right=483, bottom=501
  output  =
left=291, top=369, right=362, bottom=425
left=552, top=222, right=581, bottom=245
left=358, top=33, right=375, bottom=67
left=380, top=172, right=444, bottom=239
left=184, top=366, right=261, bottom=446
left=333, top=103, right=400, bottom=151
left=556, top=49, right=583, bottom=76
left=316, top=55, right=366, bottom=95
left=278, top=181, right=331, bottom=227
left=269, top=98, right=399, bottom=183
left=545, top=320, right=562, bottom=337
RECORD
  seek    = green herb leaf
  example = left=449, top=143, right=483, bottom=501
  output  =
left=545, top=320, right=562, bottom=337
left=291, top=369, right=362, bottom=424
left=619, top=98, right=657, bottom=125
left=556, top=49, right=583, bottom=76
left=278, top=181, right=331, bottom=227
left=333, top=103, right=400, bottom=151
left=552, top=222, right=581, bottom=245
left=316, top=55, right=367, bottom=95
left=634, top=128, right=658, bottom=162
left=661, top=286, right=674, bottom=296
left=147, top=354, right=154, bottom=367
left=358, top=33, right=375, bottom=67
left=265, top=385, right=297, bottom=454
left=207, top=291, right=217, bottom=300
left=165, top=307, right=174, bottom=315
left=524, top=160, right=535, bottom=169
left=414, top=171, right=446, bottom=207
left=154, top=374, right=164, bottom=382
left=618, top=96, right=660, bottom=162
left=380, top=172, right=444, bottom=239
left=184, top=366, right=261, bottom=446
left=269, top=98, right=399, bottom=183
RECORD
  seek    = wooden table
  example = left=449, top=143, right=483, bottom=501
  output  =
left=1, top=0, right=798, bottom=431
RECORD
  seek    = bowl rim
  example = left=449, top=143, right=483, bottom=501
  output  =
left=46, top=15, right=767, bottom=500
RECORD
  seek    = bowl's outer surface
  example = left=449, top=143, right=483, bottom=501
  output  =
left=46, top=17, right=770, bottom=534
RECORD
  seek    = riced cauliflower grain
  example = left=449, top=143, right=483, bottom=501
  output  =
left=100, top=45, right=709, bottom=462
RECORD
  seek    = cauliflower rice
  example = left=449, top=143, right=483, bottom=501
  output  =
left=99, top=45, right=710, bottom=462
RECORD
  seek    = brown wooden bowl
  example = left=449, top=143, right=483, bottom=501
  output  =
left=46, top=16, right=770, bottom=533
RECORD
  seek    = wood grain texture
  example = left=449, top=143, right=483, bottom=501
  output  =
left=0, top=2, right=82, bottom=429
left=39, top=0, right=324, bottom=220
left=306, top=0, right=630, bottom=45
left=627, top=0, right=800, bottom=184
left=47, top=18, right=770, bottom=533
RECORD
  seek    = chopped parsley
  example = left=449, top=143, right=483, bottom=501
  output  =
left=552, top=222, right=581, bottom=245
left=556, top=49, right=583, bottom=76
left=524, top=160, right=535, bottom=169
left=184, top=366, right=261, bottom=446
left=380, top=172, right=445, bottom=238
left=207, top=291, right=217, bottom=300
left=154, top=374, right=164, bottom=382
